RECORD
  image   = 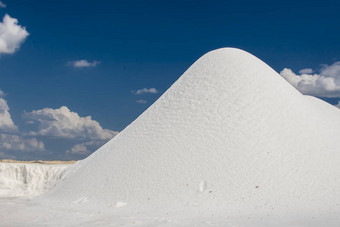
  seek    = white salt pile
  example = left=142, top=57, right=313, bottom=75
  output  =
left=2, top=48, right=340, bottom=226
left=47, top=48, right=340, bottom=213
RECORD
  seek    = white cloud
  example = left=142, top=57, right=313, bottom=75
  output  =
left=132, top=88, right=158, bottom=95
left=0, top=89, right=5, bottom=97
left=136, top=99, right=147, bottom=104
left=280, top=61, right=340, bottom=98
left=23, top=106, right=118, bottom=140
left=66, top=140, right=107, bottom=155
left=0, top=98, right=17, bottom=132
left=0, top=134, right=44, bottom=152
left=299, top=68, right=313, bottom=74
left=66, top=143, right=90, bottom=155
left=0, top=1, right=6, bottom=8
left=0, top=95, right=44, bottom=156
left=69, top=60, right=100, bottom=68
left=0, top=93, right=114, bottom=159
left=0, top=14, right=29, bottom=55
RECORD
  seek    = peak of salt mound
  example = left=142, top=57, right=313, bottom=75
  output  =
left=45, top=48, right=340, bottom=213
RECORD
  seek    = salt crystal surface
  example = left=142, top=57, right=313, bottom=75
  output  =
left=45, top=48, right=340, bottom=215
left=2, top=48, right=340, bottom=226
left=0, top=163, right=71, bottom=197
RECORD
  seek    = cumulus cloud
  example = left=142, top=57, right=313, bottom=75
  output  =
left=0, top=1, right=6, bottom=8
left=0, top=14, right=29, bottom=55
left=132, top=88, right=158, bottom=95
left=0, top=89, right=5, bottom=97
left=0, top=93, right=114, bottom=159
left=0, top=98, right=17, bottom=131
left=0, top=134, right=44, bottom=152
left=23, top=106, right=118, bottom=140
left=0, top=95, right=44, bottom=157
left=0, top=95, right=45, bottom=158
left=136, top=99, right=147, bottom=104
left=280, top=61, right=340, bottom=98
left=69, top=60, right=100, bottom=68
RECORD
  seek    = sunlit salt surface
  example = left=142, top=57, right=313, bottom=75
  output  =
left=2, top=48, right=340, bottom=226
left=0, top=162, right=72, bottom=197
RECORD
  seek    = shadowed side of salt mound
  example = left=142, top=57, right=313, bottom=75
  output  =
left=44, top=48, right=340, bottom=214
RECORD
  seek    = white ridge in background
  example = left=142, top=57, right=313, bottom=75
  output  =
left=0, top=163, right=72, bottom=197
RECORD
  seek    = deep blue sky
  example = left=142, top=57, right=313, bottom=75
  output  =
left=0, top=0, right=339, bottom=160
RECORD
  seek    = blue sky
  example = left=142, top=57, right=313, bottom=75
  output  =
left=0, top=0, right=339, bottom=160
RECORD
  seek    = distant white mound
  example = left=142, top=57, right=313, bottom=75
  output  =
left=0, top=163, right=71, bottom=197
left=45, top=48, right=340, bottom=215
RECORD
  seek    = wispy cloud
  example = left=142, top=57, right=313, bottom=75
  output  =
left=0, top=14, right=29, bottom=55
left=68, top=60, right=100, bottom=68
left=0, top=1, right=6, bottom=8
left=280, top=61, right=340, bottom=98
left=136, top=99, right=147, bottom=104
left=298, top=68, right=313, bottom=74
left=132, top=88, right=158, bottom=95
left=66, top=143, right=91, bottom=155
left=0, top=89, right=5, bottom=97
left=66, top=140, right=106, bottom=155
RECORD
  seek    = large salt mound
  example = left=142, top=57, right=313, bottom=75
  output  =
left=45, top=48, right=340, bottom=215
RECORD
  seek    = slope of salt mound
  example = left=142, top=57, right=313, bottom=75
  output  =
left=44, top=48, right=340, bottom=215
left=0, top=163, right=72, bottom=197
